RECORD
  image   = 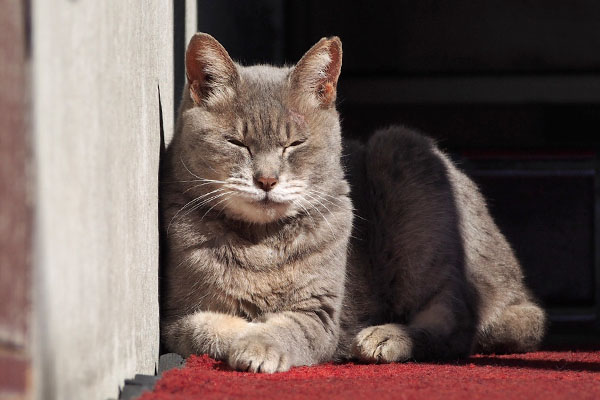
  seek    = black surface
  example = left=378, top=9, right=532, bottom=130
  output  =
left=158, top=353, right=185, bottom=375
left=197, top=0, right=285, bottom=66
left=285, top=1, right=600, bottom=75
left=470, top=170, right=595, bottom=307
left=340, top=104, right=600, bottom=151
left=125, top=374, right=160, bottom=387
left=116, top=354, right=185, bottom=400
left=119, top=384, right=148, bottom=400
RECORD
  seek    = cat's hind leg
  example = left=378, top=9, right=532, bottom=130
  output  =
left=476, top=301, right=546, bottom=354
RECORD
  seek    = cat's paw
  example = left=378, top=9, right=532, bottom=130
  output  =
left=352, top=324, right=412, bottom=363
left=164, top=312, right=250, bottom=359
left=228, top=334, right=290, bottom=373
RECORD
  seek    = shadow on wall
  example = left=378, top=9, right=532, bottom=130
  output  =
left=158, top=82, right=167, bottom=356
left=160, top=0, right=196, bottom=356
left=173, top=0, right=187, bottom=115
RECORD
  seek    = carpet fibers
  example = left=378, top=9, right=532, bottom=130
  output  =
left=140, top=350, right=600, bottom=399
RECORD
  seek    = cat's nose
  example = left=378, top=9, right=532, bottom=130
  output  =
left=255, top=176, right=278, bottom=192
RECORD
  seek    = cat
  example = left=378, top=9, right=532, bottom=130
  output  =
left=160, top=32, right=546, bottom=373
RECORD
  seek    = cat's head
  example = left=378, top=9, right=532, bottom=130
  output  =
left=172, top=33, right=347, bottom=224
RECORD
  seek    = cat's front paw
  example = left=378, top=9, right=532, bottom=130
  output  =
left=228, top=334, right=290, bottom=373
left=352, top=324, right=412, bottom=363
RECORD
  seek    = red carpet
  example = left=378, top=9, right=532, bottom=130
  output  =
left=140, top=351, right=600, bottom=400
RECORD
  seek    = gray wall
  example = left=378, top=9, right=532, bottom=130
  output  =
left=29, top=1, right=194, bottom=399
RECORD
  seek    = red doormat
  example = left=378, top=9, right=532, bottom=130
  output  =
left=140, top=351, right=600, bottom=400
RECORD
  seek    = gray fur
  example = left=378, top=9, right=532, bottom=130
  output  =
left=160, top=33, right=546, bottom=373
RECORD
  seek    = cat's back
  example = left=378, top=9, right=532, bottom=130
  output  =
left=343, top=125, right=529, bottom=320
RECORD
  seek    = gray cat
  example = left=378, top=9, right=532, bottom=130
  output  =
left=160, top=33, right=546, bottom=373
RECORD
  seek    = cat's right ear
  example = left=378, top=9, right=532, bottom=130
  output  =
left=185, top=33, right=239, bottom=106
left=290, top=36, right=342, bottom=109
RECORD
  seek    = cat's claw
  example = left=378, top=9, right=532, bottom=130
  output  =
left=228, top=335, right=290, bottom=373
left=352, top=324, right=413, bottom=363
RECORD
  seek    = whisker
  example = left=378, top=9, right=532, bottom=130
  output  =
left=162, top=178, right=229, bottom=184
left=161, top=179, right=203, bottom=184
left=302, top=195, right=336, bottom=240
left=306, top=194, right=364, bottom=241
left=214, top=196, right=234, bottom=219
left=196, top=158, right=219, bottom=174
left=293, top=199, right=316, bottom=228
left=182, top=181, right=218, bottom=194
left=179, top=156, right=228, bottom=184
left=199, top=193, right=234, bottom=222
left=306, top=193, right=335, bottom=237
left=191, top=178, right=228, bottom=184
left=307, top=188, right=347, bottom=203
left=181, top=190, right=231, bottom=218
left=352, top=214, right=368, bottom=222
left=162, top=178, right=227, bottom=185
left=223, top=185, right=260, bottom=196
left=167, top=187, right=226, bottom=234
left=305, top=192, right=335, bottom=217
left=226, top=177, right=249, bottom=184
left=309, top=189, right=368, bottom=221
left=180, top=155, right=202, bottom=180
left=308, top=190, right=345, bottom=209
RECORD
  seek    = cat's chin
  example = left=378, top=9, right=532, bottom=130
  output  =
left=223, top=196, right=296, bottom=224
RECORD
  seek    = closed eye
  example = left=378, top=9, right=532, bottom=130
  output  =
left=288, top=139, right=305, bottom=147
left=226, top=138, right=252, bottom=156
left=227, top=138, right=247, bottom=147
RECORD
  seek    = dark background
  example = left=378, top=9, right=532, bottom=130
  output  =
left=176, top=1, right=600, bottom=336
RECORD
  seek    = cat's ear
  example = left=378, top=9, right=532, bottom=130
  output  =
left=290, top=37, right=342, bottom=108
left=185, top=33, right=239, bottom=105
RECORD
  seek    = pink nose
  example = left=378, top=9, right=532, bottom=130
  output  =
left=256, top=176, right=278, bottom=192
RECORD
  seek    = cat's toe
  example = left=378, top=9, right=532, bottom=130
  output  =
left=228, top=335, right=290, bottom=373
left=352, top=324, right=412, bottom=363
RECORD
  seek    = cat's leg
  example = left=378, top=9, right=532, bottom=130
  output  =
left=352, top=290, right=476, bottom=362
left=352, top=324, right=412, bottom=362
left=162, top=311, right=251, bottom=359
left=476, top=301, right=546, bottom=353
left=228, top=310, right=339, bottom=373
left=352, top=126, right=478, bottom=363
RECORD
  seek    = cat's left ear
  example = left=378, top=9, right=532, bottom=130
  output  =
left=290, top=37, right=342, bottom=109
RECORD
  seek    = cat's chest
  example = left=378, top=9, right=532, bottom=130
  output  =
left=225, top=233, right=290, bottom=269
left=207, top=233, right=304, bottom=316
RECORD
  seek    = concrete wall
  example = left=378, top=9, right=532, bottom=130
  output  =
left=29, top=1, right=191, bottom=399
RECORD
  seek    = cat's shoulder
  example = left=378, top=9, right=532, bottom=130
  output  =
left=369, top=125, right=437, bottom=155
left=365, top=125, right=449, bottom=181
